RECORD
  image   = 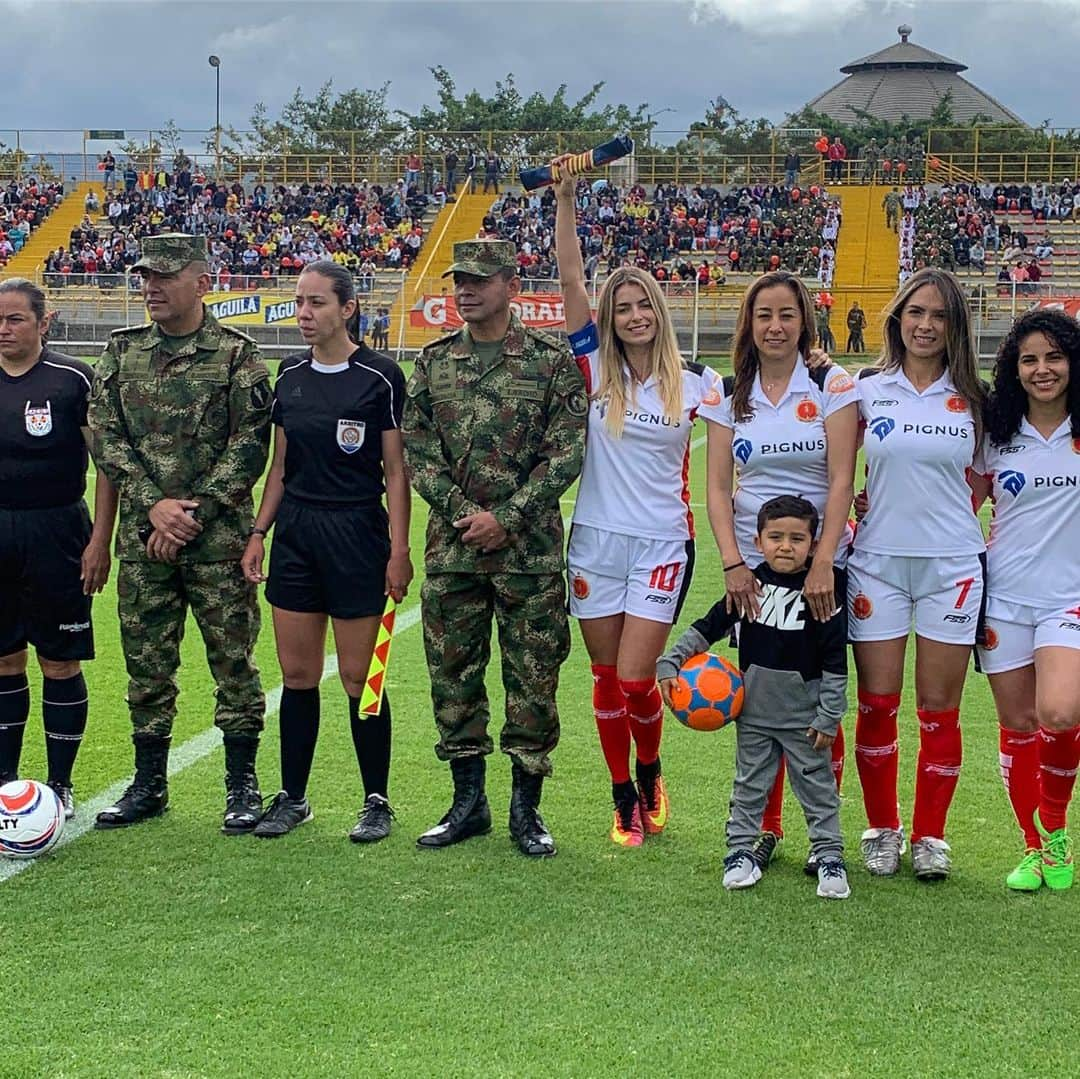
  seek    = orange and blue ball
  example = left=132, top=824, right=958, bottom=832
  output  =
left=670, top=653, right=744, bottom=731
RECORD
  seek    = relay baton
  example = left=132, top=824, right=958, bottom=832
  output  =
left=359, top=597, right=396, bottom=717
left=518, top=134, right=635, bottom=191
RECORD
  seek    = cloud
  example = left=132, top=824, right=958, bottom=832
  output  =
left=209, top=16, right=300, bottom=54
left=692, top=0, right=878, bottom=31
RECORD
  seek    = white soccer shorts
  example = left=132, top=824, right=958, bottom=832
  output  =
left=847, top=549, right=984, bottom=645
left=567, top=524, right=694, bottom=624
left=977, top=596, right=1080, bottom=674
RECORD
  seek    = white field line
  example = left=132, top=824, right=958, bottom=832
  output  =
left=0, top=604, right=422, bottom=884
left=4, top=435, right=713, bottom=882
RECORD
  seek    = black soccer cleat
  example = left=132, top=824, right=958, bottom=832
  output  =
left=48, top=781, right=75, bottom=821
left=751, top=830, right=781, bottom=871
left=349, top=794, right=395, bottom=843
left=252, top=792, right=313, bottom=838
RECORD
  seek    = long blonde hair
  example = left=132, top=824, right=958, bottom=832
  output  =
left=594, top=267, right=684, bottom=437
left=877, top=267, right=985, bottom=441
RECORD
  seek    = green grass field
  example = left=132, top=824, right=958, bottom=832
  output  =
left=3, top=376, right=1079, bottom=1078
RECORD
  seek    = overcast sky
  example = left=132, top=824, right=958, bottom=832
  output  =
left=5, top=0, right=1080, bottom=151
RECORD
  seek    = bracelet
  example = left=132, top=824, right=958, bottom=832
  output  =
left=723, top=559, right=745, bottom=573
left=248, top=527, right=268, bottom=538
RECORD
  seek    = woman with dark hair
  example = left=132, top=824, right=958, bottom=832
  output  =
left=702, top=270, right=857, bottom=873
left=553, top=160, right=725, bottom=847
left=849, top=267, right=987, bottom=882
left=0, top=279, right=117, bottom=816
left=969, top=308, right=1080, bottom=891
left=241, top=260, right=411, bottom=841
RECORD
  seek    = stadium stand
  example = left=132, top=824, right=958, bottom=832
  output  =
left=0, top=177, right=66, bottom=269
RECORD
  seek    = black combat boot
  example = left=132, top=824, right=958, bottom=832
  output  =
left=95, top=735, right=170, bottom=829
left=416, top=755, right=491, bottom=849
left=222, top=734, right=262, bottom=835
left=509, top=761, right=556, bottom=858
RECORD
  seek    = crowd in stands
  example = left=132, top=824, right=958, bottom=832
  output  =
left=0, top=177, right=65, bottom=268
left=43, top=156, right=443, bottom=290
left=886, top=179, right=1080, bottom=290
left=483, top=177, right=844, bottom=290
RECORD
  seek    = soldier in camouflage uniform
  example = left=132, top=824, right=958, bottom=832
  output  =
left=883, top=188, right=902, bottom=233
left=87, top=234, right=272, bottom=833
left=404, top=239, right=586, bottom=858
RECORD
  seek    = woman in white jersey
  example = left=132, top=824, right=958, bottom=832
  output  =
left=553, top=159, right=725, bottom=847
left=698, top=270, right=858, bottom=875
left=969, top=309, right=1080, bottom=892
left=848, top=267, right=986, bottom=882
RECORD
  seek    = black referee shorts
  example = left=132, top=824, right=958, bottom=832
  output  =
left=266, top=497, right=390, bottom=620
left=0, top=502, right=94, bottom=661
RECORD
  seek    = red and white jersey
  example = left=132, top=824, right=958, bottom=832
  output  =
left=568, top=322, right=724, bottom=540
left=974, top=418, right=1080, bottom=606
left=697, top=360, right=858, bottom=566
left=854, top=368, right=984, bottom=556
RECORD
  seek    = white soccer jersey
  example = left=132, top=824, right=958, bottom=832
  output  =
left=697, top=360, right=858, bottom=566
left=854, top=368, right=984, bottom=557
left=974, top=418, right=1080, bottom=606
left=568, top=322, right=724, bottom=540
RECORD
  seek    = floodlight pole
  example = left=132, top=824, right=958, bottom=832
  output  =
left=209, top=55, right=221, bottom=177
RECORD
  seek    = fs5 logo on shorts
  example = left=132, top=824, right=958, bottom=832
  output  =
left=336, top=419, right=365, bottom=455
left=24, top=400, right=52, bottom=437
left=868, top=416, right=895, bottom=441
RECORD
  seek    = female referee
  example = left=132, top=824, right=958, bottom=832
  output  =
left=849, top=268, right=986, bottom=882
left=699, top=271, right=858, bottom=875
left=241, top=261, right=411, bottom=841
left=0, top=278, right=116, bottom=818
left=970, top=308, right=1080, bottom=891
left=553, top=158, right=725, bottom=847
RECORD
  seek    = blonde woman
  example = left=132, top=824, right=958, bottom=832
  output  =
left=553, top=159, right=725, bottom=847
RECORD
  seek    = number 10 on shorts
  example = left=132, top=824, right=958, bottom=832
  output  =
left=649, top=562, right=682, bottom=593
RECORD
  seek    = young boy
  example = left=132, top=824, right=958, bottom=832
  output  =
left=658, top=496, right=850, bottom=899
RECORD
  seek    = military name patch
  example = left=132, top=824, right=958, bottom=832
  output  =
left=506, top=379, right=544, bottom=401
left=25, top=400, right=52, bottom=437
left=430, top=357, right=458, bottom=399
left=337, top=419, right=365, bottom=454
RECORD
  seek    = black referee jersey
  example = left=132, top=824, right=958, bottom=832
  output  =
left=0, top=348, right=94, bottom=509
left=272, top=346, right=405, bottom=506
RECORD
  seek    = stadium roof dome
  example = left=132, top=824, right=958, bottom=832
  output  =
left=801, top=25, right=1025, bottom=126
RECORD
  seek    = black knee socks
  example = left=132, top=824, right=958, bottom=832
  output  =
left=279, top=686, right=320, bottom=801
left=43, top=673, right=88, bottom=786
left=349, top=692, right=391, bottom=800
left=0, top=673, right=30, bottom=780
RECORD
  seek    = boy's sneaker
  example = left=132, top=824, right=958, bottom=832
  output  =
left=637, top=773, right=670, bottom=835
left=610, top=787, right=644, bottom=848
left=861, top=826, right=906, bottom=876
left=48, top=781, right=75, bottom=821
left=816, top=858, right=851, bottom=900
left=1036, top=811, right=1074, bottom=891
left=751, top=831, right=781, bottom=871
left=349, top=794, right=394, bottom=843
left=722, top=850, right=762, bottom=890
left=253, top=792, right=313, bottom=838
left=1005, top=849, right=1044, bottom=892
left=911, top=836, right=952, bottom=881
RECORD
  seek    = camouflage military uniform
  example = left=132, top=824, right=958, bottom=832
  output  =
left=403, top=243, right=586, bottom=776
left=88, top=237, right=271, bottom=740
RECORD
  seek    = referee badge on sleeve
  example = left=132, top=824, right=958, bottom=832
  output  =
left=337, top=418, right=365, bottom=454
left=25, top=400, right=53, bottom=437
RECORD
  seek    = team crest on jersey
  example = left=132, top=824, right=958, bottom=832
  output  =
left=852, top=593, right=873, bottom=620
left=571, top=574, right=590, bottom=600
left=945, top=395, right=968, bottom=413
left=827, top=372, right=855, bottom=394
left=336, top=419, right=365, bottom=454
left=795, top=398, right=819, bottom=422
left=1072, top=438, right=1080, bottom=455
left=982, top=625, right=999, bottom=651
left=24, top=400, right=52, bottom=437
left=733, top=437, right=753, bottom=464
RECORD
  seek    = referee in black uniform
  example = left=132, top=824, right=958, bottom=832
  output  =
left=0, top=279, right=117, bottom=816
left=242, top=261, right=412, bottom=840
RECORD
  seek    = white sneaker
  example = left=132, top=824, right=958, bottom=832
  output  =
left=722, top=850, right=762, bottom=890
left=911, top=836, right=952, bottom=881
left=860, top=826, right=906, bottom=876
left=816, top=858, right=851, bottom=900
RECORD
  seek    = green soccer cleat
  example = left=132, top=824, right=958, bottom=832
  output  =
left=1005, top=849, right=1043, bottom=892
left=1036, top=811, right=1075, bottom=892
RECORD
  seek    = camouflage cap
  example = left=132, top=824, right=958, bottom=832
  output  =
left=443, top=239, right=517, bottom=278
left=132, top=233, right=208, bottom=273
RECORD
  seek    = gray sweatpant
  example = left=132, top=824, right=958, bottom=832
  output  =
left=726, top=720, right=843, bottom=859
